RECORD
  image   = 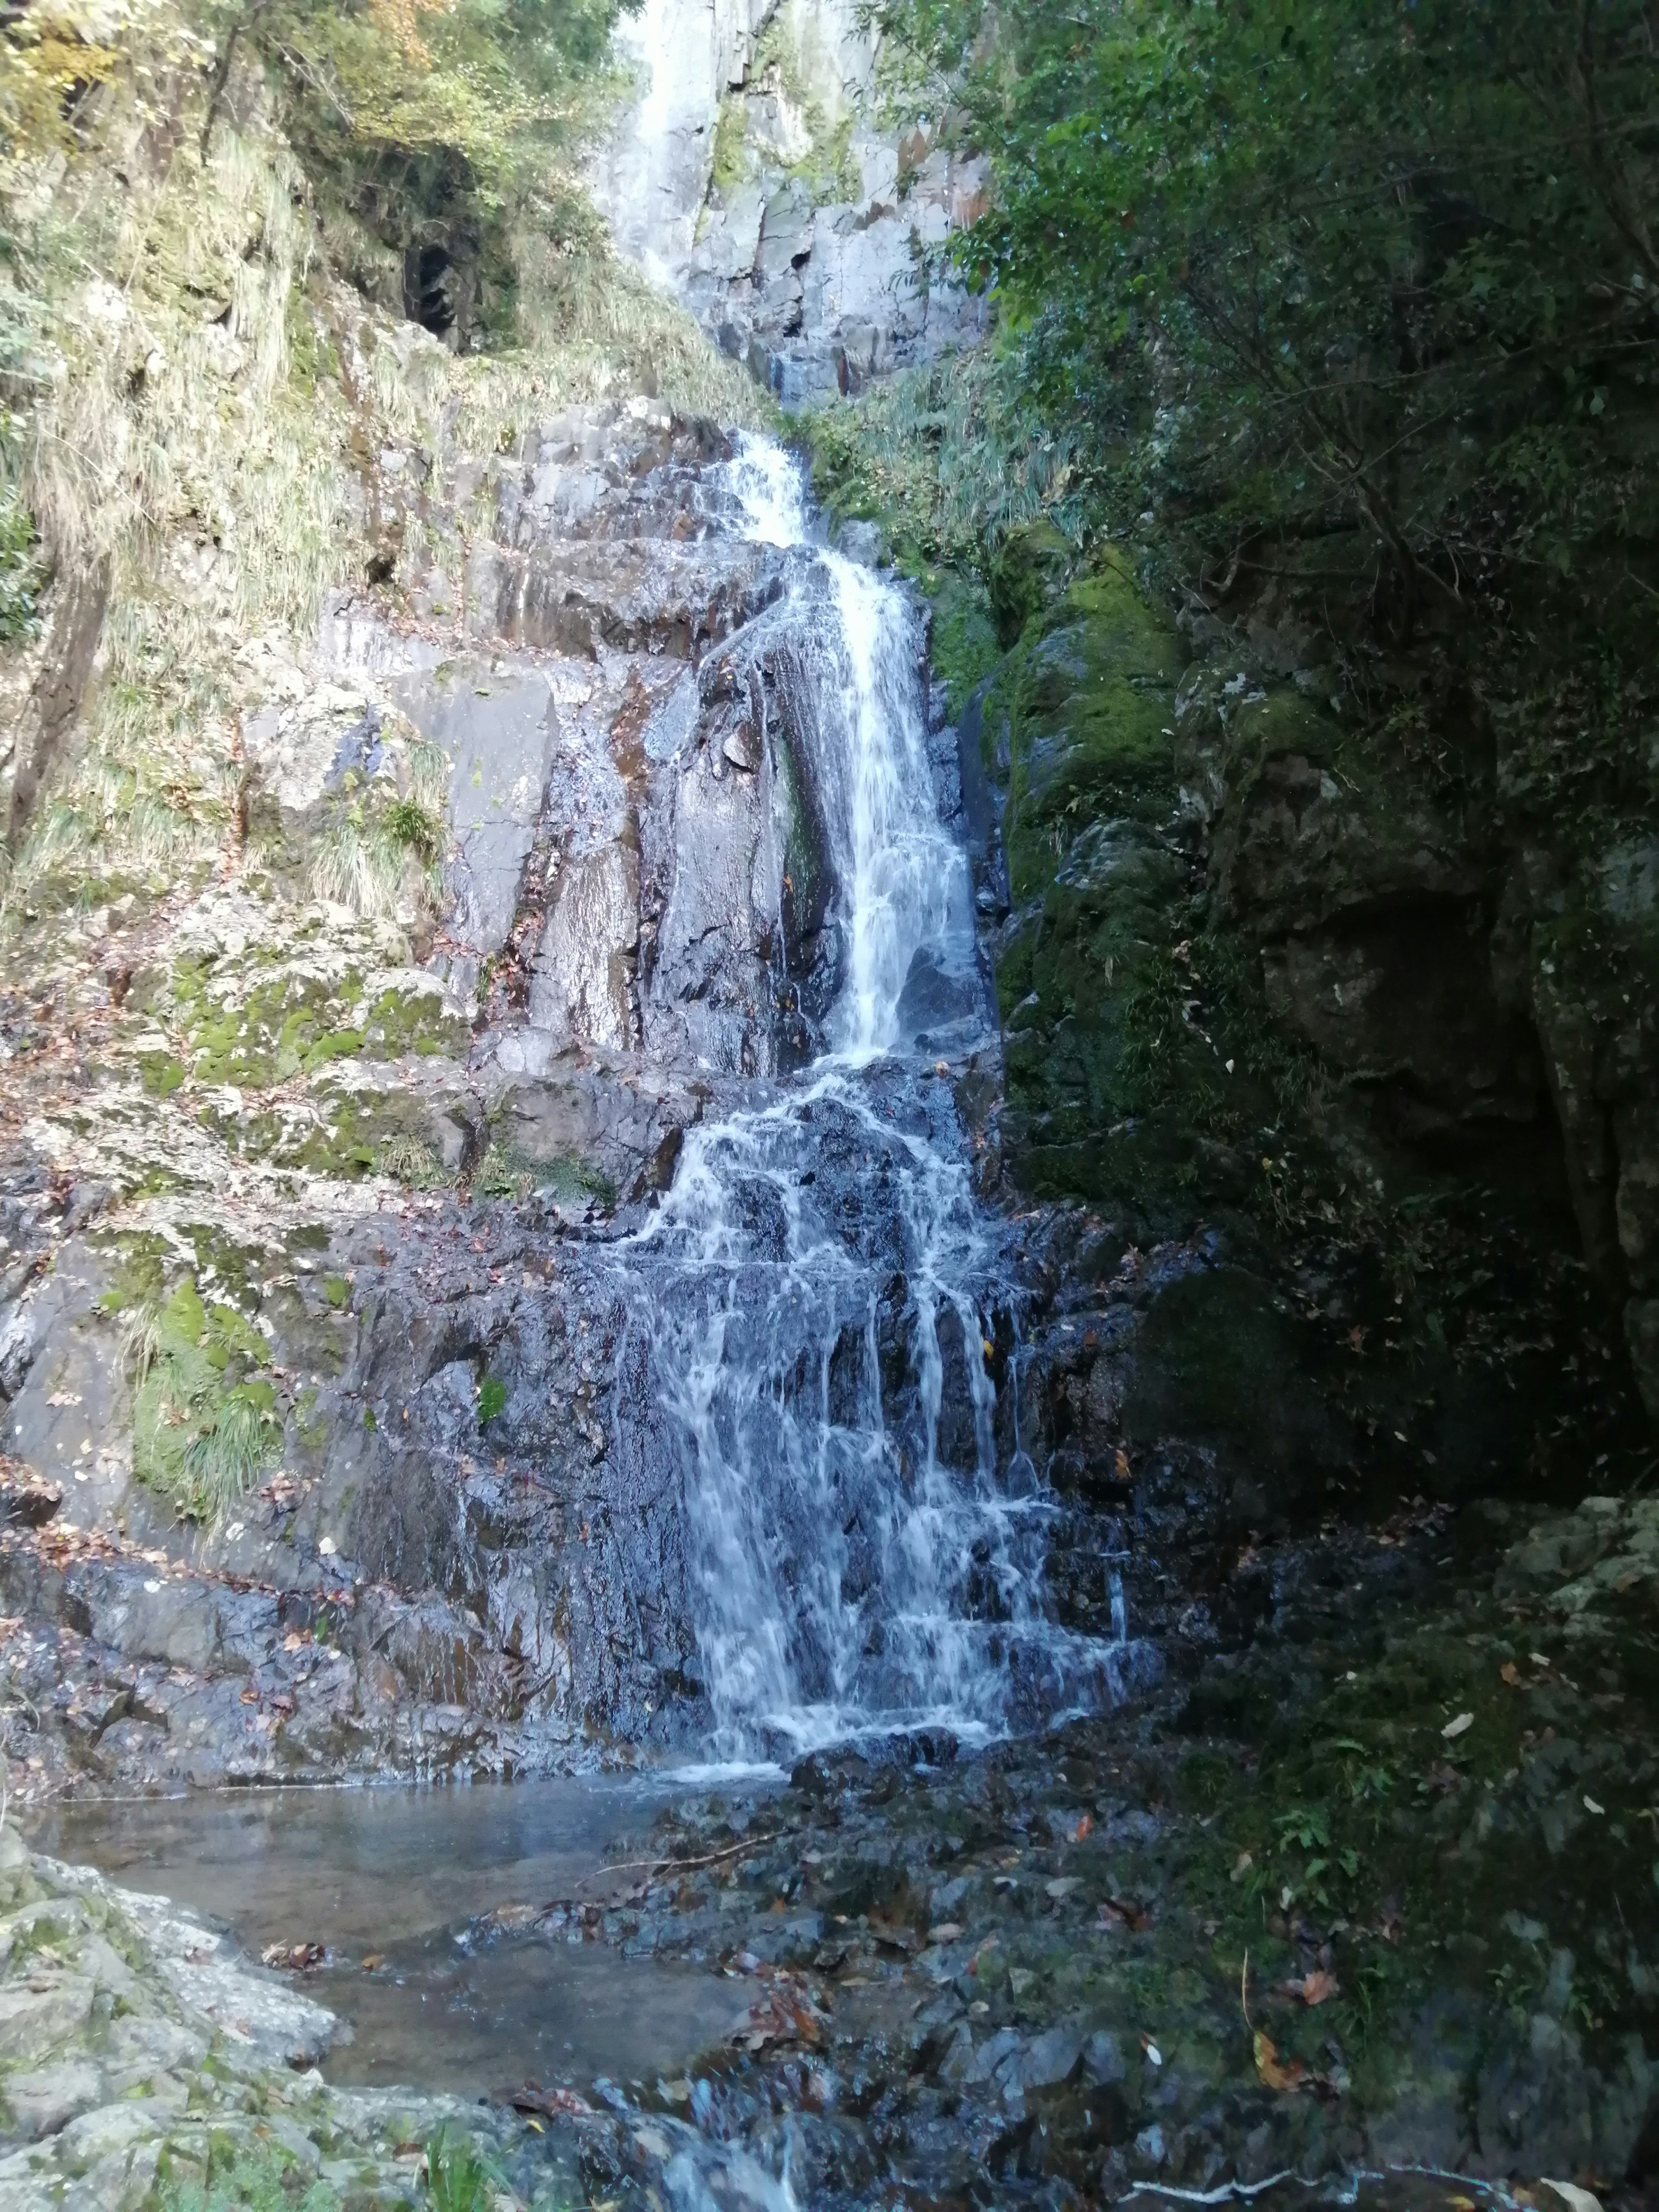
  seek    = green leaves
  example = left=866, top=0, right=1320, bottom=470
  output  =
left=129, top=1276, right=282, bottom=1521
left=876, top=0, right=1659, bottom=677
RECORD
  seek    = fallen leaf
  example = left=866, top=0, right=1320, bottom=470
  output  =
left=1098, top=1895, right=1148, bottom=1932
left=261, top=1941, right=324, bottom=1971
left=361, top=1953, right=385, bottom=1973
left=1140, top=2034, right=1163, bottom=2066
left=1284, top=1969, right=1339, bottom=2006
left=510, top=2083, right=593, bottom=2118
left=1541, top=2184, right=1602, bottom=2212
left=1230, top=1851, right=1254, bottom=1884
left=1500, top=1662, right=1520, bottom=1686
left=1448, top=2196, right=1478, bottom=2209
left=1583, top=1794, right=1605, bottom=1816
left=927, top=1922, right=963, bottom=1945
left=1253, top=2029, right=1304, bottom=2093
left=1442, top=1711, right=1474, bottom=1739
left=1070, top=1812, right=1093, bottom=1842
left=727, top=1974, right=824, bottom=2051
left=1044, top=1876, right=1082, bottom=1901
left=1113, top=1446, right=1131, bottom=1482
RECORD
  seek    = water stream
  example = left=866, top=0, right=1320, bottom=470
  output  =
left=32, top=1781, right=752, bottom=2097
left=608, top=440, right=1142, bottom=1764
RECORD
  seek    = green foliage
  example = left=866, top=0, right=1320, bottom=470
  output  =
left=0, top=472, right=41, bottom=645
left=384, top=795, right=444, bottom=864
left=157, top=2143, right=340, bottom=2211
left=423, top=2124, right=502, bottom=2212
left=798, top=345, right=1090, bottom=572
left=476, top=1373, right=506, bottom=1424
left=374, top=1131, right=448, bottom=1187
left=474, top=1139, right=614, bottom=1207
left=876, top=0, right=1659, bottom=809
left=234, top=0, right=634, bottom=344
left=129, top=1276, right=282, bottom=1521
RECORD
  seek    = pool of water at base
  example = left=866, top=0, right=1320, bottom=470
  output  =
left=28, top=1776, right=772, bottom=2098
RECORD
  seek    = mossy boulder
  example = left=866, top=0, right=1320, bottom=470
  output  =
left=1120, top=1265, right=1348, bottom=1519
left=988, top=556, right=1236, bottom=1205
left=986, top=515, right=1074, bottom=647
left=995, top=554, right=1183, bottom=905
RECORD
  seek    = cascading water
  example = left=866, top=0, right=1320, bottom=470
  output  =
left=609, top=437, right=1141, bottom=1763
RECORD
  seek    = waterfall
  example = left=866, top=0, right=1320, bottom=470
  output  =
left=610, top=439, right=1138, bottom=1764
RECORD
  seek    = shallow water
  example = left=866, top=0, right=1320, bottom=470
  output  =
left=29, top=1779, right=760, bottom=2095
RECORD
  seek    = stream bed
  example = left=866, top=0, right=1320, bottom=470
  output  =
left=28, top=1779, right=764, bottom=2097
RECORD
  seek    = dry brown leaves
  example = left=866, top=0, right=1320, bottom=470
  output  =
left=727, top=1969, right=825, bottom=2053
left=510, top=2083, right=594, bottom=2119
left=261, top=1941, right=325, bottom=1971
left=1281, top=1968, right=1339, bottom=2006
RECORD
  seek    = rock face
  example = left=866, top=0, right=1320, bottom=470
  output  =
left=0, top=400, right=1060, bottom=1790
left=590, top=0, right=987, bottom=403
left=966, top=523, right=1659, bottom=1452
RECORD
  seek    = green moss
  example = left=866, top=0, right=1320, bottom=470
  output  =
left=925, top=569, right=1001, bottom=716
left=139, top=1052, right=188, bottom=1098
left=712, top=93, right=748, bottom=191
left=986, top=516, right=1073, bottom=647
left=998, top=554, right=1182, bottom=903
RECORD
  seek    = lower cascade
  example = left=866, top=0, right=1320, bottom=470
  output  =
left=605, top=439, right=1141, bottom=1762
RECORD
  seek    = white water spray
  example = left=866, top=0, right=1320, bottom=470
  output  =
left=612, top=438, right=1144, bottom=1761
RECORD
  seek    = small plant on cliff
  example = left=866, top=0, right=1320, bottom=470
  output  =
left=127, top=1278, right=283, bottom=1522
left=0, top=479, right=41, bottom=645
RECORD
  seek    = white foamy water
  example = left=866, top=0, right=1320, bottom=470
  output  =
left=611, top=437, right=1150, bottom=1761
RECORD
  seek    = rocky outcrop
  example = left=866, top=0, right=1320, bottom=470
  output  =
left=0, top=391, right=1014, bottom=1789
left=966, top=524, right=1659, bottom=1444
left=591, top=0, right=987, bottom=403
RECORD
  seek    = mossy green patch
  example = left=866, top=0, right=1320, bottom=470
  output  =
left=711, top=93, right=748, bottom=191
left=997, top=555, right=1182, bottom=904
left=474, top=1139, right=614, bottom=1208
left=925, top=569, right=1001, bottom=717
left=127, top=1274, right=283, bottom=1522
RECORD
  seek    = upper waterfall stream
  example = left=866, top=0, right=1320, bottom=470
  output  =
left=605, top=439, right=1138, bottom=1766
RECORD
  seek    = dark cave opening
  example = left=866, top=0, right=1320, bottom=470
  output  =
left=404, top=243, right=458, bottom=336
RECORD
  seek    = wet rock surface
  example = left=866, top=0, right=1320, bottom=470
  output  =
left=0, top=363, right=1655, bottom=2209
left=471, top=1496, right=1657, bottom=2205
